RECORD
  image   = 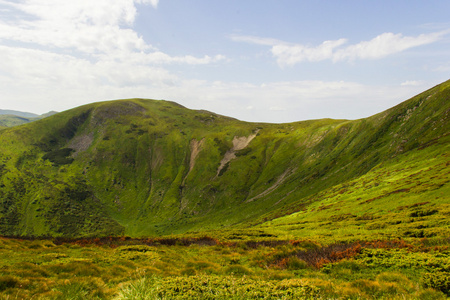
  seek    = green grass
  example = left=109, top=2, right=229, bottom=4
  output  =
left=0, top=80, right=449, bottom=238
left=255, top=141, right=450, bottom=243
left=0, top=237, right=448, bottom=299
left=0, top=115, right=32, bottom=127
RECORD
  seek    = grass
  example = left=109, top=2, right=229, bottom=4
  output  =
left=0, top=80, right=448, bottom=237
left=254, top=140, right=449, bottom=243
left=0, top=115, right=32, bottom=127
left=0, top=236, right=448, bottom=299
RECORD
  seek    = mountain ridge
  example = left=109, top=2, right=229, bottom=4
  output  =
left=0, top=80, right=448, bottom=238
left=0, top=110, right=58, bottom=127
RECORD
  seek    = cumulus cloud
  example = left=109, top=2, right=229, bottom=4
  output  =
left=0, top=0, right=229, bottom=113
left=232, top=31, right=447, bottom=67
left=0, top=0, right=221, bottom=63
left=145, top=0, right=159, bottom=8
left=0, top=0, right=150, bottom=53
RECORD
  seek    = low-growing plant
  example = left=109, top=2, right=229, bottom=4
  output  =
left=115, top=274, right=161, bottom=300
left=0, top=276, right=19, bottom=292
left=421, top=271, right=450, bottom=295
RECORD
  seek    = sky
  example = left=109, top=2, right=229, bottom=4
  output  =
left=0, top=0, right=449, bottom=123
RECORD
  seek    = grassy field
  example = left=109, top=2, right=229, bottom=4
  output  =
left=0, top=235, right=448, bottom=299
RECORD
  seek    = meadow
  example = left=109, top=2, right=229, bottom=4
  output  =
left=0, top=233, right=449, bottom=299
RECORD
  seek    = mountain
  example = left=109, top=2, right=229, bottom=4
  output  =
left=0, top=110, right=39, bottom=118
left=0, top=80, right=448, bottom=238
left=39, top=110, right=59, bottom=118
left=0, top=110, right=58, bottom=127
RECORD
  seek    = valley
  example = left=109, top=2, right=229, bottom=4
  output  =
left=0, top=80, right=448, bottom=299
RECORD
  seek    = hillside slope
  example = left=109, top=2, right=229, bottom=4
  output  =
left=0, top=110, right=39, bottom=118
left=0, top=80, right=448, bottom=237
left=0, top=111, right=58, bottom=127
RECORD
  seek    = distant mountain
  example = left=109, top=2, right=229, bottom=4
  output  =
left=0, top=109, right=39, bottom=118
left=0, top=80, right=448, bottom=238
left=0, top=115, right=30, bottom=127
left=40, top=111, right=59, bottom=118
left=0, top=110, right=58, bottom=127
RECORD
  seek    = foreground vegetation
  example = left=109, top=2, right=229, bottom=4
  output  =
left=0, top=235, right=448, bottom=299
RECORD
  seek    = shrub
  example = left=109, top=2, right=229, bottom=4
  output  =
left=415, top=288, right=448, bottom=300
left=115, top=275, right=321, bottom=299
left=350, top=279, right=381, bottom=297
left=0, top=276, right=19, bottom=291
left=285, top=256, right=309, bottom=270
left=42, top=148, right=74, bottom=165
left=223, top=265, right=253, bottom=276
left=296, top=242, right=363, bottom=268
left=409, top=209, right=438, bottom=218
left=377, top=272, right=411, bottom=285
left=421, top=271, right=450, bottom=295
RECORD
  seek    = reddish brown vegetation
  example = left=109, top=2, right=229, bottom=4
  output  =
left=270, top=240, right=413, bottom=269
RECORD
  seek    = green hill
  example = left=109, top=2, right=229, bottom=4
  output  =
left=0, top=80, right=448, bottom=238
left=0, top=109, right=39, bottom=118
left=0, top=111, right=58, bottom=127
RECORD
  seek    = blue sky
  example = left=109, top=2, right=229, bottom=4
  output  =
left=0, top=0, right=449, bottom=123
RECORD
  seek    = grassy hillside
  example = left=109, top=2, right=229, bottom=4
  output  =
left=0, top=115, right=33, bottom=127
left=0, top=111, right=58, bottom=127
left=0, top=109, right=39, bottom=118
left=0, top=80, right=448, bottom=238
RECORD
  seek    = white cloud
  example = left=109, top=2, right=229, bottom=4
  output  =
left=232, top=31, right=447, bottom=67
left=143, top=0, right=159, bottom=9
left=0, top=1, right=443, bottom=123
left=123, top=52, right=226, bottom=65
left=333, top=32, right=445, bottom=61
left=0, top=0, right=149, bottom=54
left=271, top=39, right=347, bottom=66
left=0, top=44, right=178, bottom=89
left=156, top=80, right=428, bottom=123
left=0, top=0, right=229, bottom=114
left=229, top=34, right=283, bottom=46
left=0, top=0, right=220, bottom=63
left=401, top=80, right=422, bottom=86
left=0, top=43, right=434, bottom=123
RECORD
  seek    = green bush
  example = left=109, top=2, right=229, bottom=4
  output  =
left=421, top=271, right=450, bottom=295
left=0, top=276, right=19, bottom=291
left=115, top=275, right=321, bottom=299
left=42, top=148, right=74, bottom=165
left=223, top=264, right=253, bottom=276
